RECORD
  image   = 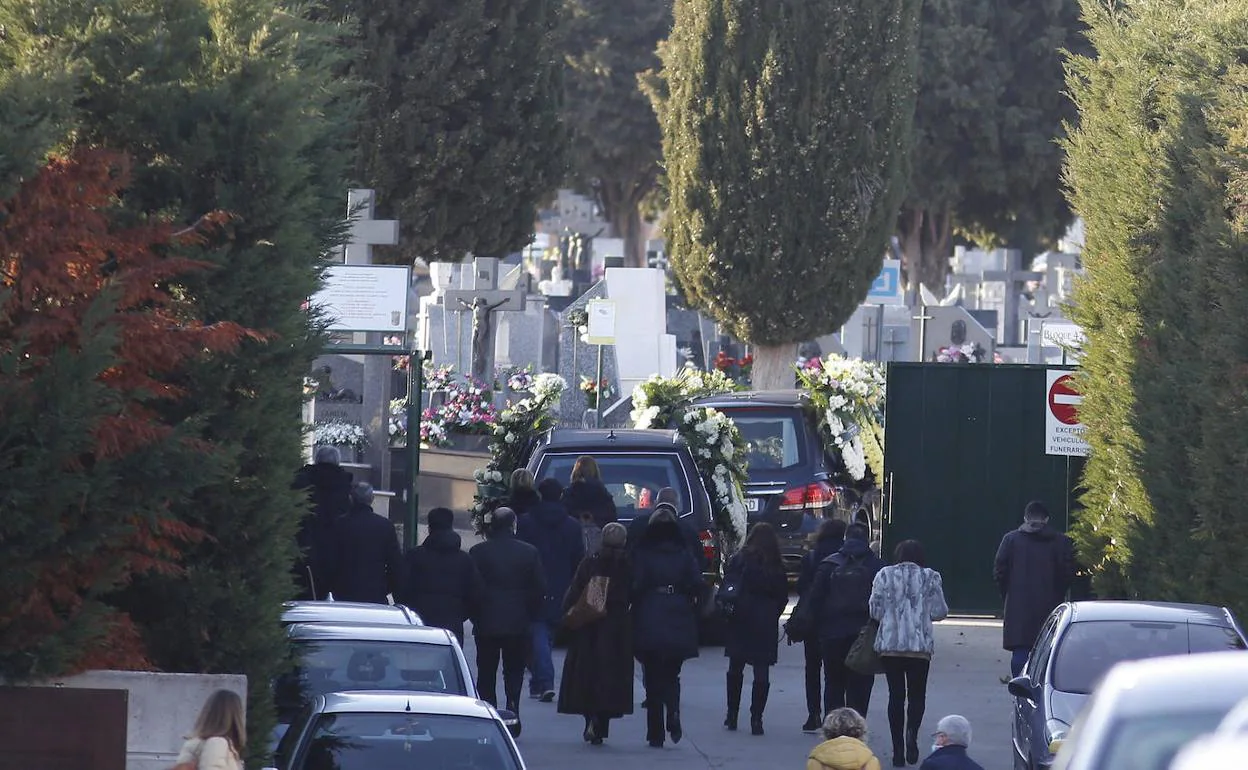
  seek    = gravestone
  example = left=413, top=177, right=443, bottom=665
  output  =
left=911, top=305, right=996, bottom=362
left=556, top=282, right=623, bottom=426
left=442, top=257, right=527, bottom=383
left=494, top=265, right=551, bottom=375
left=666, top=302, right=716, bottom=371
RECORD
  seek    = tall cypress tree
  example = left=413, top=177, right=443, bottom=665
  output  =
left=654, top=0, right=921, bottom=387
left=334, top=0, right=566, bottom=265
left=13, top=0, right=357, bottom=759
left=1065, top=0, right=1248, bottom=612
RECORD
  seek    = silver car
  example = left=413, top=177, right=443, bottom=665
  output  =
left=1052, top=650, right=1248, bottom=770
left=280, top=601, right=423, bottom=627
left=268, top=691, right=526, bottom=770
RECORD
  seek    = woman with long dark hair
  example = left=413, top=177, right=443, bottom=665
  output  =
left=722, top=522, right=790, bottom=735
left=868, top=539, right=949, bottom=766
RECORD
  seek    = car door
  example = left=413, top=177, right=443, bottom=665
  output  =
left=1015, top=610, right=1062, bottom=768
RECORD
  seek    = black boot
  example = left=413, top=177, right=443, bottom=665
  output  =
left=749, top=681, right=769, bottom=735
left=724, top=671, right=743, bottom=731
left=666, top=685, right=682, bottom=743
left=905, top=726, right=920, bottom=765
left=891, top=732, right=906, bottom=767
left=646, top=701, right=665, bottom=747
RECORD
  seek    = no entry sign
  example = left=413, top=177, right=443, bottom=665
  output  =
left=1045, top=370, right=1090, bottom=456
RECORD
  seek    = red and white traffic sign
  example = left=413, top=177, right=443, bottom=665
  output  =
left=1045, top=370, right=1089, bottom=456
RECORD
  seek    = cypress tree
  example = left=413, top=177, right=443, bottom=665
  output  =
left=334, top=0, right=566, bottom=265
left=654, top=0, right=921, bottom=387
left=1065, top=0, right=1248, bottom=612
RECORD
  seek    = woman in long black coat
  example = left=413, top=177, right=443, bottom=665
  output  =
left=722, top=522, right=789, bottom=736
left=631, top=508, right=701, bottom=748
left=556, top=522, right=634, bottom=745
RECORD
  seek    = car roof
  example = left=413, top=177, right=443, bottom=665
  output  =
left=319, top=690, right=498, bottom=720
left=1068, top=600, right=1234, bottom=626
left=539, top=428, right=685, bottom=450
left=287, top=622, right=454, bottom=645
left=691, top=389, right=810, bottom=408
left=281, top=601, right=420, bottom=626
left=1092, top=652, right=1248, bottom=717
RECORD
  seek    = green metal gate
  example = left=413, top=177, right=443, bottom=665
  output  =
left=881, top=364, right=1085, bottom=615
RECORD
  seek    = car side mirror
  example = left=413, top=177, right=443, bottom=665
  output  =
left=1007, top=675, right=1036, bottom=703
left=497, top=708, right=521, bottom=738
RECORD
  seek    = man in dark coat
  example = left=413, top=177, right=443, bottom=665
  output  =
left=557, top=522, right=634, bottom=745
left=329, top=483, right=404, bottom=604
left=469, top=507, right=547, bottom=720
left=807, top=522, right=886, bottom=717
left=920, top=714, right=986, bottom=770
left=630, top=508, right=702, bottom=748
left=795, top=518, right=847, bottom=732
left=397, top=507, right=483, bottom=644
left=627, top=492, right=708, bottom=573
left=517, top=478, right=584, bottom=702
left=994, top=500, right=1076, bottom=676
left=291, top=445, right=353, bottom=599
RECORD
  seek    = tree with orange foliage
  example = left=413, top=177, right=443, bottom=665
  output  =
left=0, top=149, right=255, bottom=680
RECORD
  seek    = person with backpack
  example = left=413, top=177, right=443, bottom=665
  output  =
left=721, top=522, right=789, bottom=736
left=806, top=522, right=886, bottom=718
left=869, top=540, right=949, bottom=767
left=796, top=518, right=848, bottom=732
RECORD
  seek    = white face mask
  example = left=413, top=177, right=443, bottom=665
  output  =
left=931, top=743, right=942, bottom=754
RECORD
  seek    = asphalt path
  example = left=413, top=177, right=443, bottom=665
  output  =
left=461, top=599, right=1016, bottom=770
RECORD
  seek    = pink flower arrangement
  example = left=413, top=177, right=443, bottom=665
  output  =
left=419, top=375, right=499, bottom=446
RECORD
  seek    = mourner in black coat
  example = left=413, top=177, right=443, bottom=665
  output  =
left=330, top=483, right=404, bottom=604
left=557, top=522, right=634, bottom=745
left=562, top=456, right=618, bottom=527
left=508, top=467, right=542, bottom=517
left=469, top=508, right=547, bottom=714
left=722, top=523, right=789, bottom=736
left=795, top=518, right=847, bottom=731
left=397, top=507, right=483, bottom=644
left=630, top=509, right=701, bottom=748
left=291, top=446, right=353, bottom=599
left=994, top=501, right=1076, bottom=675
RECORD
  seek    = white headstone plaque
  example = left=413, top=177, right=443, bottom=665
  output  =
left=313, top=265, right=411, bottom=332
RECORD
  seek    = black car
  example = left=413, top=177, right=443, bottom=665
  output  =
left=1007, top=600, right=1248, bottom=770
left=690, top=390, right=876, bottom=576
left=525, top=428, right=722, bottom=630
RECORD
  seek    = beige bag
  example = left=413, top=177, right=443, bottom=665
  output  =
left=563, top=575, right=610, bottom=630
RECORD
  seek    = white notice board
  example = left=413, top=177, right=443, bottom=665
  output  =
left=312, top=264, right=411, bottom=332
left=586, top=299, right=617, bottom=345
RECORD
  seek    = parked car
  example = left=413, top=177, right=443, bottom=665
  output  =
left=281, top=601, right=423, bottom=628
left=268, top=691, right=526, bottom=770
left=274, top=622, right=519, bottom=746
left=690, top=389, right=877, bottom=576
left=1050, top=651, right=1248, bottom=770
left=525, top=428, right=722, bottom=633
left=1007, top=601, right=1247, bottom=770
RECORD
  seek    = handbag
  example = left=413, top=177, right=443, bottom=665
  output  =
left=845, top=619, right=885, bottom=675
left=715, top=557, right=744, bottom=617
left=783, top=597, right=813, bottom=644
left=563, top=575, right=610, bottom=630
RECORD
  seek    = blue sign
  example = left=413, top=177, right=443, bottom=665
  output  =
left=867, top=259, right=904, bottom=304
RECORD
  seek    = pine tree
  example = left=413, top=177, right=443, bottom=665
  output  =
left=654, top=0, right=921, bottom=387
left=0, top=150, right=251, bottom=680
left=334, top=0, right=567, bottom=265
left=8, top=1, right=357, bottom=759
left=1065, top=0, right=1248, bottom=613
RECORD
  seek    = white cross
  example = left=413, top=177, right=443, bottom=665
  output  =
left=342, top=189, right=399, bottom=265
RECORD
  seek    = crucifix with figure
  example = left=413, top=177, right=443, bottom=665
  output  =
left=443, top=257, right=527, bottom=382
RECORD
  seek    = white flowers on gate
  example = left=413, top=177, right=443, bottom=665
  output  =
left=798, top=356, right=886, bottom=482
left=473, top=468, right=504, bottom=484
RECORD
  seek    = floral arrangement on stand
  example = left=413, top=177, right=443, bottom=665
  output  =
left=388, top=398, right=409, bottom=447
left=631, top=370, right=749, bottom=549
left=935, top=343, right=988, bottom=364
left=469, top=373, right=567, bottom=533
left=580, top=376, right=615, bottom=408
left=566, top=308, right=589, bottom=344
left=795, top=356, right=886, bottom=483
left=314, top=419, right=368, bottom=461
left=389, top=364, right=498, bottom=449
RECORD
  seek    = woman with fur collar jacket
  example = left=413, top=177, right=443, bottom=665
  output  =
left=868, top=541, right=949, bottom=767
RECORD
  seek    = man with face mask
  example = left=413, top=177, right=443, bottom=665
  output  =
left=919, top=715, right=984, bottom=770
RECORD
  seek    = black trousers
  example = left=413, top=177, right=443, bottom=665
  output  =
left=882, top=655, right=931, bottom=748
left=803, top=639, right=823, bottom=717
left=727, top=657, right=771, bottom=686
left=476, top=633, right=530, bottom=710
left=820, top=635, right=874, bottom=717
left=639, top=654, right=684, bottom=741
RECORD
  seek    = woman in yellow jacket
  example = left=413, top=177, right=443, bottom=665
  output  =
left=808, top=707, right=882, bottom=770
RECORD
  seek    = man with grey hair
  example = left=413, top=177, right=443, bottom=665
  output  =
left=330, top=482, right=404, bottom=604
left=920, top=715, right=984, bottom=770
left=291, top=445, right=354, bottom=599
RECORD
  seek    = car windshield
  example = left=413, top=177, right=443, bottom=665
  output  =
left=1094, top=711, right=1225, bottom=770
left=1053, top=621, right=1243, bottom=693
left=277, top=641, right=465, bottom=720
left=717, top=408, right=806, bottom=471
left=291, top=712, right=519, bottom=770
left=536, top=453, right=688, bottom=519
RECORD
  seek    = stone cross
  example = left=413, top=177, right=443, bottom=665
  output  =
left=443, top=257, right=527, bottom=382
left=342, top=189, right=399, bottom=265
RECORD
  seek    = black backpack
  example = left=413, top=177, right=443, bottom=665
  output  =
left=822, top=553, right=873, bottom=615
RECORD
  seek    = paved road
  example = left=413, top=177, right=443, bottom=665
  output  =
left=462, top=609, right=1016, bottom=770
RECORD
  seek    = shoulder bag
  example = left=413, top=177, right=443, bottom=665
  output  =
left=845, top=619, right=884, bottom=675
left=563, top=574, right=610, bottom=630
